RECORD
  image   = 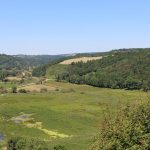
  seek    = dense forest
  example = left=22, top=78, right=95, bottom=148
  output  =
left=56, top=48, right=150, bottom=91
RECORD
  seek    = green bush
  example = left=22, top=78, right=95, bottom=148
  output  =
left=91, top=100, right=150, bottom=150
left=11, top=86, right=17, bottom=93
left=18, top=89, right=27, bottom=93
left=7, top=137, right=48, bottom=150
left=53, top=145, right=66, bottom=150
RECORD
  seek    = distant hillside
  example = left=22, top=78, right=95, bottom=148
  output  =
left=0, top=54, right=66, bottom=69
left=15, top=54, right=66, bottom=67
left=0, top=54, right=24, bottom=70
left=56, top=48, right=150, bottom=91
left=32, top=54, right=105, bottom=77
left=0, top=54, right=24, bottom=80
left=0, top=54, right=66, bottom=80
left=32, top=57, right=67, bottom=77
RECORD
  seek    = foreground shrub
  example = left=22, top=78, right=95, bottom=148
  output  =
left=7, top=137, right=48, bottom=150
left=18, top=89, right=27, bottom=93
left=11, top=86, right=17, bottom=93
left=53, top=145, right=66, bottom=150
left=91, top=100, right=150, bottom=150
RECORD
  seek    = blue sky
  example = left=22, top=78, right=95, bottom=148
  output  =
left=0, top=0, right=150, bottom=55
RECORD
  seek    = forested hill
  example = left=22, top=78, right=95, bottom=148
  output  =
left=56, top=48, right=150, bottom=91
left=15, top=55, right=65, bottom=67
left=0, top=54, right=24, bottom=70
left=0, top=54, right=66, bottom=80
left=0, top=54, right=66, bottom=68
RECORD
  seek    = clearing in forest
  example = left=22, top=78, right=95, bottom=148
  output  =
left=59, top=56, right=102, bottom=65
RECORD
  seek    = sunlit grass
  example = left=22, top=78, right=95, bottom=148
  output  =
left=0, top=81, right=148, bottom=149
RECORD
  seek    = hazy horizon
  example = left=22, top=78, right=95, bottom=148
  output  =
left=0, top=0, right=150, bottom=55
left=0, top=47, right=149, bottom=55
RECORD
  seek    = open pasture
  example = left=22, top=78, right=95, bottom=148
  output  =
left=59, top=56, right=103, bottom=65
left=0, top=81, right=148, bottom=149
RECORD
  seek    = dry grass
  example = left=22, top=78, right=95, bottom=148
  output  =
left=59, top=56, right=103, bottom=65
left=6, top=76, right=22, bottom=81
left=18, top=84, right=56, bottom=92
left=25, top=122, right=70, bottom=138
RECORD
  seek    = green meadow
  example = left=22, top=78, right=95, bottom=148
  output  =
left=0, top=81, right=148, bottom=149
left=0, top=82, right=16, bottom=89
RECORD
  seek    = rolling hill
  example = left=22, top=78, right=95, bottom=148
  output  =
left=54, top=48, right=150, bottom=91
left=15, top=54, right=66, bottom=67
left=0, top=54, right=67, bottom=69
left=0, top=54, right=66, bottom=80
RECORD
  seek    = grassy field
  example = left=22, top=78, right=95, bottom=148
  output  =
left=0, top=82, right=16, bottom=89
left=59, top=56, right=103, bottom=65
left=0, top=81, right=148, bottom=149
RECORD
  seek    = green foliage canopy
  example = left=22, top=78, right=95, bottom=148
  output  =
left=91, top=100, right=150, bottom=150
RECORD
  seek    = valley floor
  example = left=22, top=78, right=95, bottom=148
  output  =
left=0, top=81, right=148, bottom=149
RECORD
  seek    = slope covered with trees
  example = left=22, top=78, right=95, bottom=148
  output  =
left=0, top=54, right=65, bottom=80
left=15, top=54, right=65, bottom=67
left=56, top=49, right=150, bottom=91
left=0, top=54, right=24, bottom=70
left=0, top=54, right=25, bottom=80
left=91, top=99, right=150, bottom=150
